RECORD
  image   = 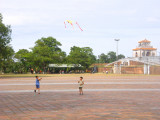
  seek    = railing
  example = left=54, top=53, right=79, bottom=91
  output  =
left=106, top=56, right=160, bottom=67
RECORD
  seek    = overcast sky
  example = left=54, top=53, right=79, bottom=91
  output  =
left=1, top=0, right=160, bottom=57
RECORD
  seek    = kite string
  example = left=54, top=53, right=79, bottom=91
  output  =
left=76, top=22, right=83, bottom=31
left=71, top=23, right=74, bottom=29
left=64, top=21, right=66, bottom=28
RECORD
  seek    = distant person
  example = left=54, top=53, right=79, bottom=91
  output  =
left=59, top=70, right=62, bottom=74
left=34, top=76, right=42, bottom=94
left=31, top=69, right=33, bottom=74
left=78, top=77, right=84, bottom=95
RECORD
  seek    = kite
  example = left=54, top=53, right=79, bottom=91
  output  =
left=64, top=20, right=83, bottom=31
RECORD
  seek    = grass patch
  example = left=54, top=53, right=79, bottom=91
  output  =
left=0, top=73, right=160, bottom=78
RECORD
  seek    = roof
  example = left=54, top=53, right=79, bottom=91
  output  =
left=48, top=64, right=82, bottom=68
left=133, top=48, right=157, bottom=51
left=105, top=57, right=160, bottom=67
left=138, top=39, right=151, bottom=43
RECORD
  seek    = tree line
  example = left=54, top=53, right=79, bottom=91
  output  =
left=0, top=13, right=125, bottom=73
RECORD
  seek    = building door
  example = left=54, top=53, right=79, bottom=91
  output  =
left=135, top=52, right=138, bottom=57
left=146, top=52, right=151, bottom=56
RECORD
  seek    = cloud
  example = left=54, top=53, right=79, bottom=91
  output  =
left=1, top=0, right=160, bottom=56
left=146, top=17, right=159, bottom=22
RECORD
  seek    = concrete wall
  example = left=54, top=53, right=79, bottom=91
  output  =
left=121, top=67, right=144, bottom=74
left=98, top=68, right=105, bottom=73
left=92, top=62, right=160, bottom=75
left=91, top=63, right=108, bottom=73
left=150, top=66, right=160, bottom=75
left=130, top=61, right=144, bottom=66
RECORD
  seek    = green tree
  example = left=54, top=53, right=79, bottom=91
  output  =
left=107, top=51, right=117, bottom=63
left=97, top=51, right=126, bottom=63
left=14, top=49, right=31, bottom=73
left=0, top=13, right=13, bottom=72
left=1, top=45, right=14, bottom=73
left=31, top=37, right=66, bottom=72
left=98, top=53, right=108, bottom=63
left=67, top=46, right=96, bottom=69
left=118, top=54, right=125, bottom=59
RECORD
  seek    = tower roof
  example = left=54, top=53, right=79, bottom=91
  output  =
left=138, top=39, right=151, bottom=43
left=133, top=48, right=157, bottom=51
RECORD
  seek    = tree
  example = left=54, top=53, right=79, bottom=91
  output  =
left=0, top=13, right=13, bottom=72
left=107, top=51, right=117, bottom=63
left=14, top=49, right=31, bottom=73
left=97, top=51, right=126, bottom=63
left=118, top=54, right=125, bottom=59
left=31, top=37, right=66, bottom=72
left=67, top=46, right=96, bottom=69
left=98, top=53, right=108, bottom=63
left=1, top=45, right=14, bottom=73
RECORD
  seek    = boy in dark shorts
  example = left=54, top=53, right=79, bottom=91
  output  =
left=34, top=76, right=42, bottom=94
left=78, top=77, right=84, bottom=95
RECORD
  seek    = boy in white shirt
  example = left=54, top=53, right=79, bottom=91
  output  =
left=78, top=77, right=84, bottom=95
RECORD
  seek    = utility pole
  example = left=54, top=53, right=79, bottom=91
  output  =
left=114, top=39, right=120, bottom=61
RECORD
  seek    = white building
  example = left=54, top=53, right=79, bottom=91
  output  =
left=105, top=39, right=160, bottom=75
left=133, top=39, right=157, bottom=57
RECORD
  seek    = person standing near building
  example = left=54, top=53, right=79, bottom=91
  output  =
left=78, top=77, right=84, bottom=95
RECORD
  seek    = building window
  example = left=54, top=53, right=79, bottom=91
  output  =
left=146, top=52, right=151, bottom=56
left=135, top=52, right=138, bottom=57
left=142, top=52, right=145, bottom=56
left=152, top=52, right=155, bottom=56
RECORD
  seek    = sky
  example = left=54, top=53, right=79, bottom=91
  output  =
left=0, top=0, right=160, bottom=57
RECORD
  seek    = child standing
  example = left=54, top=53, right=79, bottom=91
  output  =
left=34, top=76, right=42, bottom=94
left=78, top=77, right=84, bottom=95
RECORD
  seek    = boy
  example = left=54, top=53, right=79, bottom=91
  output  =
left=78, top=77, right=84, bottom=95
left=34, top=76, right=42, bottom=94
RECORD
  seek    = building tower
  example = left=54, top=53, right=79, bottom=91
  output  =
left=133, top=39, right=157, bottom=57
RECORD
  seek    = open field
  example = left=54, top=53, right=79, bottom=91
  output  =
left=0, top=74, right=160, bottom=120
